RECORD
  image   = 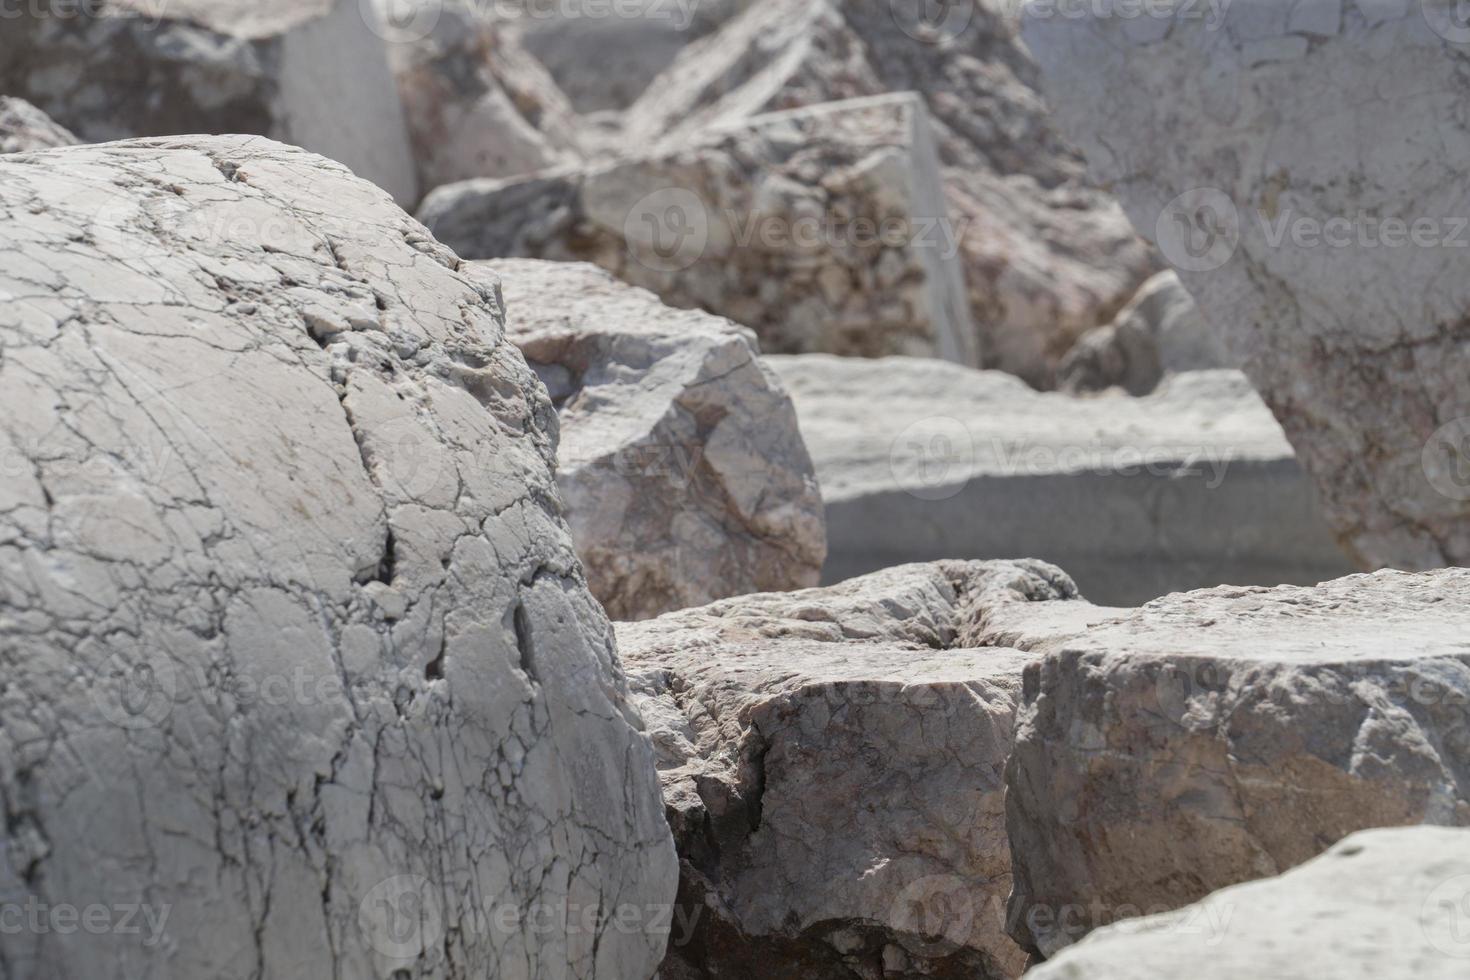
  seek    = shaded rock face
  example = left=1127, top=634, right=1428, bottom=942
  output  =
left=0, top=136, right=675, bottom=979
left=1059, top=271, right=1232, bottom=396
left=1001, top=569, right=1470, bottom=959
left=0, top=0, right=416, bottom=204
left=381, top=0, right=585, bottom=192
left=421, top=94, right=979, bottom=366
left=0, top=97, right=78, bottom=154
left=623, top=0, right=1157, bottom=387
left=619, top=560, right=1085, bottom=980
left=1023, top=0, right=1470, bottom=565
left=769, top=355, right=1353, bottom=606
left=1027, top=826, right=1470, bottom=980
left=480, top=259, right=826, bottom=621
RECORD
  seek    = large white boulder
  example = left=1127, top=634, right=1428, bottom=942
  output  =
left=620, top=560, right=1082, bottom=979
left=1002, top=568, right=1470, bottom=958
left=481, top=259, right=826, bottom=621
left=0, top=136, right=675, bottom=979
left=770, top=355, right=1353, bottom=605
left=421, top=94, right=980, bottom=367
left=0, top=0, right=417, bottom=203
left=1027, top=826, right=1470, bottom=979
left=1023, top=0, right=1470, bottom=564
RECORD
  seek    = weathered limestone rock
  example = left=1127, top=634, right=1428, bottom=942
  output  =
left=1060, top=271, right=1232, bottom=396
left=0, top=136, right=675, bottom=978
left=620, top=560, right=1084, bottom=979
left=1023, top=0, right=1470, bottom=564
left=0, top=97, right=77, bottom=154
left=624, top=0, right=1157, bottom=387
left=1026, top=826, right=1470, bottom=979
left=380, top=0, right=584, bottom=192
left=0, top=0, right=417, bottom=203
left=770, top=355, right=1353, bottom=606
left=421, top=94, right=980, bottom=366
left=479, top=258, right=826, bottom=621
left=1002, top=568, right=1470, bottom=958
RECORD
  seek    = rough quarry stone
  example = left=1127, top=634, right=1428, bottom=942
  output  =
left=1059, top=271, right=1232, bottom=396
left=478, top=258, right=826, bottom=621
left=380, top=0, right=584, bottom=192
left=1002, top=568, right=1470, bottom=959
left=1026, top=826, right=1470, bottom=980
left=0, top=136, right=675, bottom=978
left=769, top=355, right=1353, bottom=606
left=0, top=97, right=77, bottom=154
left=0, top=0, right=417, bottom=204
left=421, top=93, right=980, bottom=366
left=620, top=559, right=1084, bottom=980
left=1023, top=0, right=1470, bottom=564
left=623, top=0, right=1157, bottom=387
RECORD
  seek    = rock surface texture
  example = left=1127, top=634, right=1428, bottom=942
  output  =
left=481, top=259, right=826, bottom=621
left=770, top=355, right=1353, bottom=606
left=624, top=0, right=1157, bottom=386
left=1024, top=0, right=1470, bottom=563
left=0, top=136, right=675, bottom=979
left=619, top=560, right=1087, bottom=980
left=381, top=0, right=585, bottom=192
left=0, top=97, right=77, bottom=154
left=1059, top=271, right=1231, bottom=396
left=422, top=93, right=979, bottom=366
left=1002, top=569, right=1470, bottom=958
left=0, top=0, right=417, bottom=203
left=1026, top=826, right=1470, bottom=979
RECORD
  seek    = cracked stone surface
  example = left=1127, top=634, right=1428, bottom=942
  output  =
left=0, top=135, right=675, bottom=979
left=620, top=0, right=1158, bottom=387
left=769, top=355, right=1353, bottom=606
left=380, top=0, right=585, bottom=193
left=1000, top=568, right=1470, bottom=959
left=1023, top=0, right=1470, bottom=564
left=0, top=0, right=417, bottom=204
left=0, top=98, right=77, bottom=155
left=420, top=93, right=979, bottom=367
left=1059, top=271, right=1232, bottom=396
left=1027, top=826, right=1470, bottom=979
left=476, top=259, right=825, bottom=622
left=619, top=559, right=1082, bottom=979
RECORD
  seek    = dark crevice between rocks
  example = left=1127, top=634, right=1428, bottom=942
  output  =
left=512, top=599, right=537, bottom=683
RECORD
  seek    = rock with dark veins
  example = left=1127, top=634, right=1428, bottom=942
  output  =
left=1000, top=568, right=1470, bottom=959
left=619, top=560, right=1087, bottom=979
left=0, top=97, right=77, bottom=154
left=0, top=136, right=675, bottom=979
left=0, top=0, right=417, bottom=204
left=1026, top=826, right=1470, bottom=980
left=480, top=259, right=826, bottom=622
left=1023, top=0, right=1470, bottom=564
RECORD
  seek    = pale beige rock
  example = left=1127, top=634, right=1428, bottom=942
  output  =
left=1027, top=826, right=1470, bottom=980
left=620, top=559, right=1083, bottom=979
left=421, top=94, right=979, bottom=366
left=1002, top=568, right=1470, bottom=958
left=1024, top=0, right=1470, bottom=564
left=480, top=258, right=825, bottom=621
left=0, top=136, right=674, bottom=979
left=0, top=97, right=77, bottom=154
left=0, top=0, right=416, bottom=203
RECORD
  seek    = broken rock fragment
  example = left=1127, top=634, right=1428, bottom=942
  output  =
left=481, top=258, right=826, bottom=621
left=0, top=136, right=674, bottom=979
left=0, top=97, right=77, bottom=154
left=420, top=93, right=980, bottom=367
